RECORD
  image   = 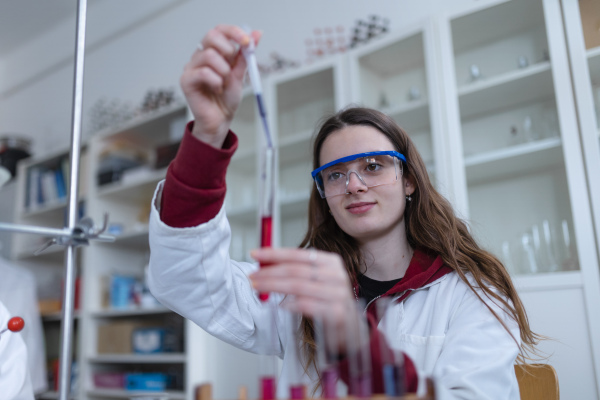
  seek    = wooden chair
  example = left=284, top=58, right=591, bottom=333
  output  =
left=515, top=364, right=559, bottom=400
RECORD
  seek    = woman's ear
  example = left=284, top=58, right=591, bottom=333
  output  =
left=404, top=174, right=416, bottom=196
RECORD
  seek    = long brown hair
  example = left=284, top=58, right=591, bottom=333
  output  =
left=298, top=106, right=541, bottom=384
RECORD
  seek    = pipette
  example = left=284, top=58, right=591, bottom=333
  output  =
left=241, top=28, right=275, bottom=302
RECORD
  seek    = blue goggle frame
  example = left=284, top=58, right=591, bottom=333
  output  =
left=310, top=150, right=407, bottom=188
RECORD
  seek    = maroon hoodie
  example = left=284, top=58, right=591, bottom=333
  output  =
left=159, top=122, right=453, bottom=394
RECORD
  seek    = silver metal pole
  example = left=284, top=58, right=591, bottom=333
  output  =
left=58, top=0, right=87, bottom=398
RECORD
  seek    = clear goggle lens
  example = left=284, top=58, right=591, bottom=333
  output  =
left=314, top=154, right=402, bottom=198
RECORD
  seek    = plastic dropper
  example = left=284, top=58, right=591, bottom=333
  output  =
left=241, top=27, right=275, bottom=302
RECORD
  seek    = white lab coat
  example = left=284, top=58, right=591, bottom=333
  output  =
left=0, top=301, right=34, bottom=399
left=147, top=181, right=521, bottom=399
left=0, top=257, right=47, bottom=393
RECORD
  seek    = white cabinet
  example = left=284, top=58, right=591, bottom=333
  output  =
left=440, top=0, right=600, bottom=398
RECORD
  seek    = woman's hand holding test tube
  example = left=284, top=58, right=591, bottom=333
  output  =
left=250, top=248, right=361, bottom=354
left=180, top=25, right=261, bottom=149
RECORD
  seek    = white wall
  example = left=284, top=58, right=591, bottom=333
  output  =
left=0, top=0, right=481, bottom=156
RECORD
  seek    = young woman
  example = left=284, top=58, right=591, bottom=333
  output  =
left=148, top=24, right=539, bottom=399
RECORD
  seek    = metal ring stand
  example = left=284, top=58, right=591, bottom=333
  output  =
left=0, top=1, right=114, bottom=399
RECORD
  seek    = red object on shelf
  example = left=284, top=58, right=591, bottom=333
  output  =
left=94, top=372, right=126, bottom=389
left=7, top=317, right=24, bottom=332
left=259, top=216, right=273, bottom=301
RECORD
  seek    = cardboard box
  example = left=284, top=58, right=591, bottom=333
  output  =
left=97, top=320, right=153, bottom=354
left=580, top=0, right=600, bottom=50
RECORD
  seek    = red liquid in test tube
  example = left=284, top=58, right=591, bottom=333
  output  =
left=259, top=215, right=273, bottom=301
left=290, top=385, right=305, bottom=400
left=260, top=376, right=276, bottom=400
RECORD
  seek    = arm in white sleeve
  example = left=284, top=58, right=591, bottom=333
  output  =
left=147, top=181, right=284, bottom=357
left=430, top=286, right=521, bottom=399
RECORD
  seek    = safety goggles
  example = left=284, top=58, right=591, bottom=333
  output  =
left=311, top=151, right=406, bottom=198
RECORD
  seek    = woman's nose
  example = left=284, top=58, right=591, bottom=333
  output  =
left=345, top=171, right=368, bottom=194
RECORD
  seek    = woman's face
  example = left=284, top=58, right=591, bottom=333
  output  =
left=319, top=125, right=414, bottom=242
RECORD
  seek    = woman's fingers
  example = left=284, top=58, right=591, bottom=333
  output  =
left=251, top=247, right=341, bottom=267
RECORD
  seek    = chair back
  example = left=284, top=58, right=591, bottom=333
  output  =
left=515, top=364, right=559, bottom=400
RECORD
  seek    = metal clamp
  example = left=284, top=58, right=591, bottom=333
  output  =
left=0, top=213, right=115, bottom=256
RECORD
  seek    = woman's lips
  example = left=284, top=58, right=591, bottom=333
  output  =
left=346, top=202, right=375, bottom=214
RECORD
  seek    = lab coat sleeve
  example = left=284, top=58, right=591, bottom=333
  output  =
left=428, top=286, right=521, bottom=399
left=0, top=302, right=34, bottom=400
left=147, top=181, right=284, bottom=357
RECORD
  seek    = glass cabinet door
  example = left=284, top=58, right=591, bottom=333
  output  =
left=270, top=59, right=343, bottom=248
left=561, top=0, right=600, bottom=267
left=349, top=28, right=438, bottom=186
left=449, top=0, right=579, bottom=276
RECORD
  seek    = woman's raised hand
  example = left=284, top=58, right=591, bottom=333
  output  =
left=181, top=25, right=261, bottom=148
left=249, top=248, right=356, bottom=335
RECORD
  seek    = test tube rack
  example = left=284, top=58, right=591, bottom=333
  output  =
left=193, top=380, right=436, bottom=400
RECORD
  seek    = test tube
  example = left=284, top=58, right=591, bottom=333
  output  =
left=375, top=298, right=405, bottom=396
left=258, top=300, right=279, bottom=400
left=314, top=316, right=338, bottom=399
left=346, top=300, right=371, bottom=398
left=286, top=309, right=306, bottom=399
left=258, top=147, right=275, bottom=301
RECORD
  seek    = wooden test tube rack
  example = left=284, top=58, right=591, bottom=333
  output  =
left=194, top=380, right=436, bottom=400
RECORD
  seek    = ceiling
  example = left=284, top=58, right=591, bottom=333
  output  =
left=0, top=0, right=77, bottom=56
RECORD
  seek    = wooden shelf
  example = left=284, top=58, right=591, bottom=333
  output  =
left=465, top=136, right=562, bottom=184
left=89, top=353, right=186, bottom=364
left=87, top=389, right=185, bottom=399
left=458, top=62, right=553, bottom=119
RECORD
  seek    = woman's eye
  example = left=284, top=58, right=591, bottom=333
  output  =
left=366, top=163, right=381, bottom=172
left=327, top=171, right=343, bottom=181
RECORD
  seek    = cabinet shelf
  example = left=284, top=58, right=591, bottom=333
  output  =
left=97, top=167, right=167, bottom=202
left=458, top=62, right=553, bottom=119
left=90, top=306, right=171, bottom=318
left=587, top=46, right=600, bottom=62
left=226, top=205, right=257, bottom=224
left=36, top=391, right=76, bottom=400
left=89, top=354, right=186, bottom=364
left=21, top=200, right=67, bottom=219
left=465, top=136, right=562, bottom=184
left=94, top=102, right=188, bottom=143
left=87, top=389, right=185, bottom=399
left=279, top=130, right=313, bottom=165
left=110, top=227, right=149, bottom=248
left=280, top=194, right=310, bottom=219
left=381, top=99, right=430, bottom=132
left=514, top=270, right=582, bottom=292
left=16, top=245, right=64, bottom=262
left=42, top=311, right=80, bottom=322
left=230, top=148, right=256, bottom=171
